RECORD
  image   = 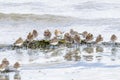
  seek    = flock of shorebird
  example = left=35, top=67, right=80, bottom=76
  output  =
left=1, top=29, right=118, bottom=72
left=0, top=58, right=20, bottom=72
left=14, top=30, right=38, bottom=47
left=14, top=29, right=118, bottom=47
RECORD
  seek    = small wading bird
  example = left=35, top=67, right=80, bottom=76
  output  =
left=64, top=33, right=73, bottom=43
left=44, top=29, right=52, bottom=40
left=14, top=37, right=24, bottom=47
left=64, top=33, right=74, bottom=47
left=32, top=29, right=38, bottom=39
left=82, top=31, right=88, bottom=38
left=50, top=37, right=58, bottom=49
left=85, top=33, right=93, bottom=42
left=27, top=32, right=34, bottom=42
left=54, top=29, right=63, bottom=39
left=110, top=34, right=117, bottom=47
left=14, top=62, right=20, bottom=71
left=0, top=58, right=10, bottom=72
left=2, top=58, right=9, bottom=66
left=111, top=34, right=117, bottom=42
left=0, top=63, right=6, bottom=72
left=70, top=29, right=79, bottom=37
left=95, top=34, right=103, bottom=44
left=74, top=34, right=81, bottom=48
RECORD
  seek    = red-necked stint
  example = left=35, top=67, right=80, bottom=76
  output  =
left=70, top=29, right=79, bottom=37
left=0, top=58, right=10, bottom=72
left=85, top=33, right=94, bottom=42
left=32, top=29, right=38, bottom=39
left=74, top=34, right=81, bottom=43
left=27, top=32, right=34, bottom=42
left=2, top=58, right=9, bottom=67
left=82, top=31, right=88, bottom=38
left=64, top=33, right=73, bottom=43
left=50, top=37, right=58, bottom=46
left=111, top=34, right=117, bottom=42
left=54, top=29, right=63, bottom=39
left=0, top=63, right=6, bottom=72
left=44, top=29, right=52, bottom=40
left=14, top=62, right=20, bottom=71
left=74, top=34, right=81, bottom=48
left=95, top=34, right=103, bottom=44
left=14, top=37, right=24, bottom=47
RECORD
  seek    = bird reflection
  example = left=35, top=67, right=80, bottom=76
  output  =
left=14, top=72, right=21, bottom=80
left=0, top=73, right=9, bottom=80
left=96, top=56, right=102, bottom=62
left=0, top=71, right=21, bottom=80
left=27, top=49, right=39, bottom=62
left=83, top=55, right=93, bottom=61
left=83, top=46, right=94, bottom=54
left=111, top=47, right=117, bottom=61
left=96, top=46, right=104, bottom=53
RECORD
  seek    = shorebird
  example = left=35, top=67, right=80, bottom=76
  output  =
left=44, top=29, right=52, bottom=40
left=74, top=34, right=81, bottom=43
left=0, top=63, right=6, bottom=72
left=95, top=34, right=103, bottom=44
left=14, top=62, right=20, bottom=71
left=64, top=33, right=73, bottom=43
left=54, top=29, right=63, bottom=39
left=14, top=37, right=24, bottom=47
left=74, top=34, right=81, bottom=48
left=50, top=37, right=59, bottom=49
left=32, top=29, right=38, bottom=39
left=70, top=29, right=79, bottom=37
left=0, top=58, right=10, bottom=72
left=27, top=32, right=34, bottom=42
left=82, top=31, right=88, bottom=38
left=111, top=34, right=117, bottom=42
left=2, top=58, right=9, bottom=67
left=85, top=33, right=93, bottom=42
left=50, top=37, right=58, bottom=46
left=70, top=29, right=74, bottom=35
left=64, top=33, right=75, bottom=48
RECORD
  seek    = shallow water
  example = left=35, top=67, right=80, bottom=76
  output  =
left=0, top=0, right=120, bottom=80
